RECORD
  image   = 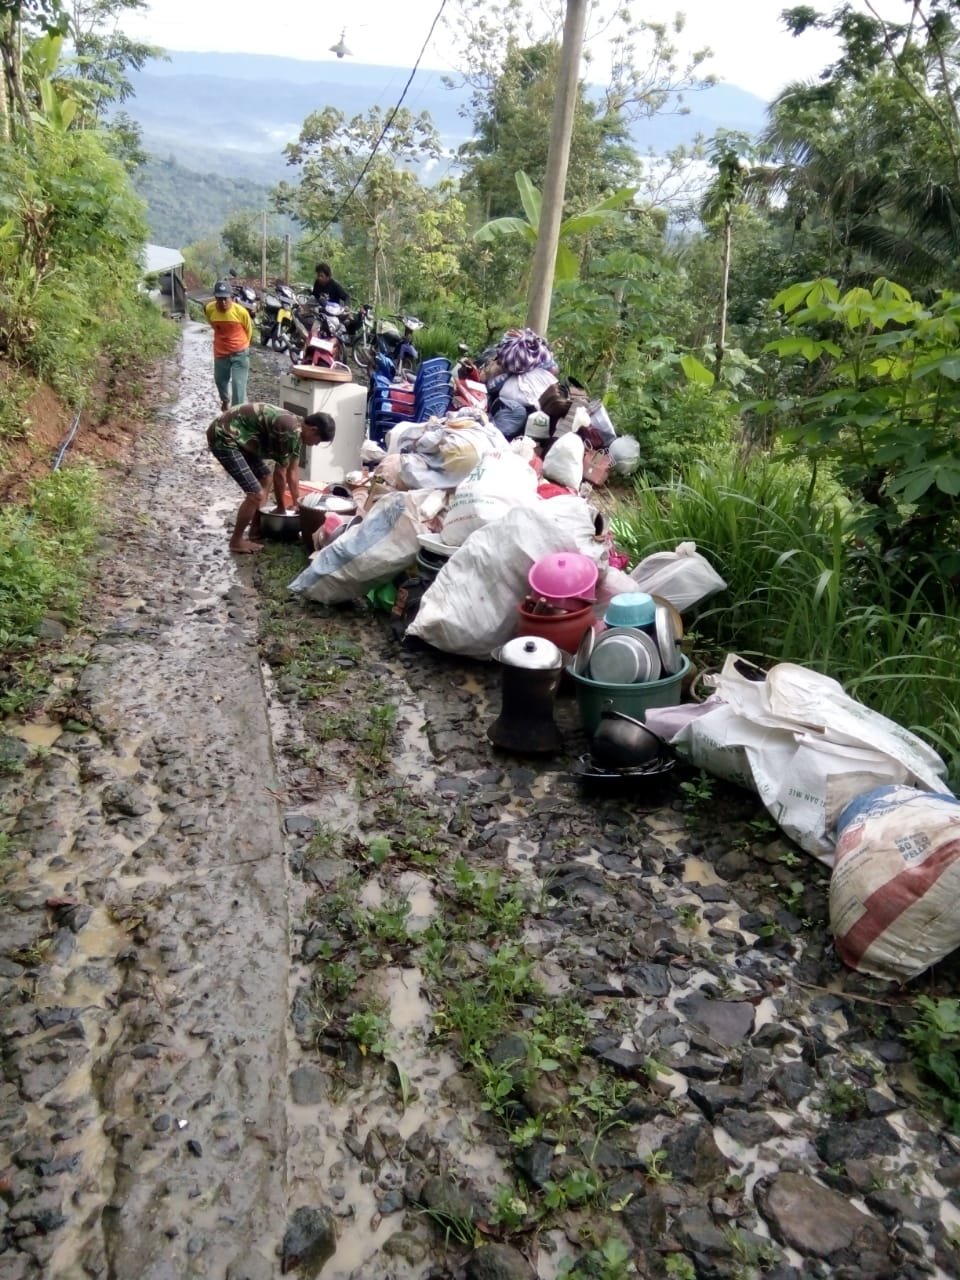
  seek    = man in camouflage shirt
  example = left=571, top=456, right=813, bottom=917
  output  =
left=206, top=402, right=335, bottom=553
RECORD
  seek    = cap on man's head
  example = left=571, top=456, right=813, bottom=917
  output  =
left=214, top=280, right=231, bottom=298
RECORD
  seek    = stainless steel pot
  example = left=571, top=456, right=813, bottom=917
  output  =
left=590, top=708, right=666, bottom=770
left=488, top=637, right=564, bottom=753
left=259, top=509, right=302, bottom=540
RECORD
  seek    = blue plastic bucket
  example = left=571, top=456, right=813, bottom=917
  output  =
left=567, top=655, right=690, bottom=734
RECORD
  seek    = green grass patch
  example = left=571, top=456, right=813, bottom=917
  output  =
left=612, top=448, right=960, bottom=784
left=0, top=463, right=101, bottom=714
left=906, top=996, right=960, bottom=1132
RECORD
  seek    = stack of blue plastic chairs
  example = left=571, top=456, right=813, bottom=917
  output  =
left=414, top=358, right=452, bottom=422
left=368, top=376, right=411, bottom=446
left=368, top=356, right=453, bottom=446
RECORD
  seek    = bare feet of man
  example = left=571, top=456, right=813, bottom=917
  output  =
left=229, top=539, right=264, bottom=554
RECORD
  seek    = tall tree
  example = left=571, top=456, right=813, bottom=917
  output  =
left=700, top=133, right=750, bottom=380
left=0, top=0, right=68, bottom=135
left=64, top=0, right=162, bottom=119
left=446, top=2, right=711, bottom=222
left=275, top=105, right=443, bottom=309
left=757, top=2, right=960, bottom=287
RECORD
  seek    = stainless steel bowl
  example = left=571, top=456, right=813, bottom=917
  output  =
left=590, top=708, right=666, bottom=769
left=259, top=509, right=302, bottom=540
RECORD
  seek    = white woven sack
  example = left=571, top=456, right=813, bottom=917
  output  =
left=408, top=496, right=608, bottom=659
left=830, top=785, right=960, bottom=980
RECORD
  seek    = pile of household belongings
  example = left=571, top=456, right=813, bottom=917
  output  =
left=287, top=327, right=653, bottom=639
left=288, top=327, right=960, bottom=986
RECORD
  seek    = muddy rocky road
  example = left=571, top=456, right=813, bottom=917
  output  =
left=2, top=325, right=960, bottom=1280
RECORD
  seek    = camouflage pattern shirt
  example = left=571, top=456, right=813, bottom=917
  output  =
left=210, top=403, right=301, bottom=463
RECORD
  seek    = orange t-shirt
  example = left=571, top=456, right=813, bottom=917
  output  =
left=204, top=299, right=252, bottom=357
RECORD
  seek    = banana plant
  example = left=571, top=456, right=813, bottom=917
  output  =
left=474, top=170, right=636, bottom=282
left=25, top=32, right=106, bottom=132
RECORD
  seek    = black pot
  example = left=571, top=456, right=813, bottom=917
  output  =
left=590, top=709, right=666, bottom=770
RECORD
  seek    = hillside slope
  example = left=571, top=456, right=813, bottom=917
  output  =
left=121, top=52, right=769, bottom=245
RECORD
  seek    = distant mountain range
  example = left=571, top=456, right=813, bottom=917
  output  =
left=123, top=51, right=770, bottom=246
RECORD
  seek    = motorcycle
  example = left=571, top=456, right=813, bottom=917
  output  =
left=258, top=282, right=298, bottom=352
left=451, top=347, right=489, bottom=412
left=292, top=299, right=348, bottom=369
left=227, top=268, right=258, bottom=320
left=354, top=312, right=424, bottom=378
left=341, top=303, right=375, bottom=370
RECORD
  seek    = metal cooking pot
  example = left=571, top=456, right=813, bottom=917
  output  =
left=259, top=509, right=302, bottom=540
left=590, top=708, right=666, bottom=770
left=488, top=637, right=563, bottom=753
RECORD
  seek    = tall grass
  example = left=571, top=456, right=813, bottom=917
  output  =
left=0, top=463, right=100, bottom=649
left=612, top=450, right=960, bottom=782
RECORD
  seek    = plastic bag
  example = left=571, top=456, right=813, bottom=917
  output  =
left=542, top=433, right=584, bottom=488
left=830, top=785, right=960, bottom=980
left=494, top=400, right=529, bottom=440
left=668, top=656, right=951, bottom=862
left=593, top=566, right=643, bottom=617
left=587, top=399, right=617, bottom=446
left=398, top=418, right=504, bottom=490
left=609, top=436, right=641, bottom=476
left=288, top=491, right=435, bottom=603
left=510, top=437, right=537, bottom=464
left=441, top=451, right=539, bottom=547
left=630, top=541, right=726, bottom=612
left=408, top=496, right=608, bottom=658
left=360, top=439, right=386, bottom=464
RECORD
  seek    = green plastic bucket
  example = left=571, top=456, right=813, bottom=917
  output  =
left=567, top=655, right=691, bottom=734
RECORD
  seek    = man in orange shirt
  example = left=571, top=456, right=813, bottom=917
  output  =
left=204, top=280, right=253, bottom=412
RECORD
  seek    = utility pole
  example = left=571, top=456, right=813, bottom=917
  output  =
left=261, top=210, right=267, bottom=289
left=525, top=0, right=588, bottom=336
left=284, top=233, right=291, bottom=285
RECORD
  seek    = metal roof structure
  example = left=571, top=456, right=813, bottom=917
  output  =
left=142, top=243, right=185, bottom=275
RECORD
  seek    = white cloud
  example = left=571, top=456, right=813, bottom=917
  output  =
left=121, top=0, right=904, bottom=102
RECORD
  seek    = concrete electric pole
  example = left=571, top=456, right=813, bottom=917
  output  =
left=525, top=0, right=589, bottom=337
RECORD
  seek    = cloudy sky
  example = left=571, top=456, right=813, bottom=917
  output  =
left=117, top=0, right=885, bottom=102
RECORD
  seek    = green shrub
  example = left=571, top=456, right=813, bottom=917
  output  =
left=613, top=382, right=740, bottom=481
left=611, top=448, right=960, bottom=781
left=0, top=464, right=100, bottom=649
left=0, top=129, right=169, bottom=402
left=414, top=323, right=461, bottom=363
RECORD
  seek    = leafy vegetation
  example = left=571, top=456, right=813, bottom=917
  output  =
left=0, top=463, right=100, bottom=713
left=0, top=1, right=175, bottom=708
left=611, top=447, right=960, bottom=781
left=906, top=996, right=960, bottom=1132
left=1, top=1, right=958, bottom=777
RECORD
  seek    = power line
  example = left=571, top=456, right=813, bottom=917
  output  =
left=316, top=0, right=448, bottom=236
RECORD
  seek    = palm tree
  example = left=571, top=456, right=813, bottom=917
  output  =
left=747, top=65, right=960, bottom=290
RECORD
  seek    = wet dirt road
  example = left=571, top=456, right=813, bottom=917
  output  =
left=1, top=328, right=291, bottom=1278
left=3, top=326, right=960, bottom=1280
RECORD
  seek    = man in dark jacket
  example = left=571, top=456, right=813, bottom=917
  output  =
left=311, top=263, right=349, bottom=306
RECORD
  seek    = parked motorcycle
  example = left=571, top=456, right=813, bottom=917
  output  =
left=227, top=269, right=258, bottom=320
left=258, top=282, right=298, bottom=352
left=292, top=299, right=348, bottom=368
left=451, top=348, right=489, bottom=412
left=354, top=312, right=424, bottom=378
left=341, top=303, right=374, bottom=370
